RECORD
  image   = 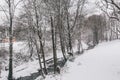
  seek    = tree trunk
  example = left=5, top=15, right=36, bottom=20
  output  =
left=57, top=2, right=67, bottom=61
left=67, top=11, right=73, bottom=53
left=51, top=16, right=57, bottom=74
left=34, top=40, right=45, bottom=78
left=8, top=0, right=13, bottom=80
left=78, top=32, right=83, bottom=53
left=39, top=37, right=47, bottom=75
left=93, top=27, right=99, bottom=46
left=59, top=32, right=67, bottom=61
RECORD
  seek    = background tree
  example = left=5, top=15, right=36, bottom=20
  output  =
left=86, top=15, right=107, bottom=46
left=97, top=0, right=120, bottom=40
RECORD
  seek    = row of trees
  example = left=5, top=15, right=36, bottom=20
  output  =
left=1, top=0, right=120, bottom=80
left=0, top=0, right=87, bottom=79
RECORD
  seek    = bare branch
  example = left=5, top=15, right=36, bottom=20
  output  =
left=71, top=0, right=86, bottom=32
left=0, top=6, right=9, bottom=20
left=111, top=0, right=120, bottom=10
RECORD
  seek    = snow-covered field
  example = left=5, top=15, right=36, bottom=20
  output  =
left=1, top=40, right=120, bottom=80
left=0, top=41, right=28, bottom=53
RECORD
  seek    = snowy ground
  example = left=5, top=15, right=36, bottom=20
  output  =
left=1, top=40, right=120, bottom=80
left=36, top=40, right=120, bottom=80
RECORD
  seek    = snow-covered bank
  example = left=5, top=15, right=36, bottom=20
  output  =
left=1, top=40, right=120, bottom=80
left=36, top=40, right=120, bottom=80
left=0, top=41, right=88, bottom=80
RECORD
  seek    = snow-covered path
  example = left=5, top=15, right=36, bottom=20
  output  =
left=40, top=40, right=120, bottom=80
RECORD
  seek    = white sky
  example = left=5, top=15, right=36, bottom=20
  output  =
left=86, top=0, right=102, bottom=15
left=0, top=0, right=6, bottom=24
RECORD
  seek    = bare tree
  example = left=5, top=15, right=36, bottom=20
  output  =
left=87, top=15, right=107, bottom=46
left=97, top=0, right=120, bottom=40
left=21, top=0, right=47, bottom=77
left=33, top=0, right=47, bottom=75
left=50, top=16, right=58, bottom=74
left=64, top=0, right=86, bottom=54
left=8, top=0, right=13, bottom=79
left=5, top=0, right=22, bottom=80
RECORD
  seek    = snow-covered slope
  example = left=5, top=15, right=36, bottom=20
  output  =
left=1, top=40, right=120, bottom=80
left=36, top=40, right=120, bottom=80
